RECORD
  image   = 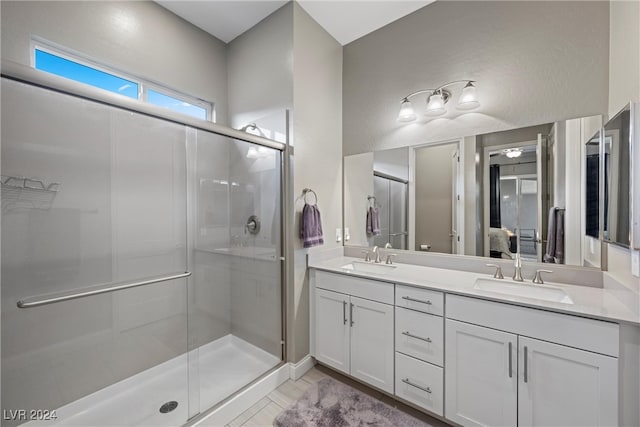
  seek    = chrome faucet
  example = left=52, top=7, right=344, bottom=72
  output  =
left=532, top=269, right=553, bottom=284
left=512, top=253, right=524, bottom=282
left=372, top=246, right=382, bottom=263
left=486, top=264, right=504, bottom=279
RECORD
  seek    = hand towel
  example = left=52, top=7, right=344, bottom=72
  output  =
left=554, top=209, right=565, bottom=264
left=544, top=207, right=558, bottom=263
left=301, top=203, right=324, bottom=248
left=544, top=207, right=565, bottom=263
left=366, top=207, right=381, bottom=236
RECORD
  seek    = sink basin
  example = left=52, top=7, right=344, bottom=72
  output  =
left=473, top=278, right=574, bottom=304
left=341, top=261, right=397, bottom=275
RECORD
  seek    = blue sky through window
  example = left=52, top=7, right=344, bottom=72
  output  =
left=34, top=49, right=139, bottom=99
left=147, top=89, right=207, bottom=120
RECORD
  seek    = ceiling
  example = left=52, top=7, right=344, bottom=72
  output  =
left=156, top=0, right=435, bottom=45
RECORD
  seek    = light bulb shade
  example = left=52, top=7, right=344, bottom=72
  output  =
left=425, top=93, right=446, bottom=116
left=397, top=98, right=417, bottom=122
left=457, top=82, right=480, bottom=110
left=504, top=148, right=522, bottom=158
left=246, top=147, right=258, bottom=159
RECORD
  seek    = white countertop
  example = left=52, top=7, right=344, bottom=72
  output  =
left=309, top=256, right=640, bottom=325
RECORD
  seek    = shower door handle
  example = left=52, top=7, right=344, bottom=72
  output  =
left=17, top=271, right=191, bottom=309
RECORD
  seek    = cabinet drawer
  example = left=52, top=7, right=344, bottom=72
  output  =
left=395, top=352, right=443, bottom=416
left=395, top=285, right=444, bottom=316
left=313, top=270, right=394, bottom=305
left=395, top=307, right=443, bottom=366
left=446, top=294, right=619, bottom=357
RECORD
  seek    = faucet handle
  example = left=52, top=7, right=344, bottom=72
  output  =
left=486, top=263, right=504, bottom=279
left=385, top=254, right=397, bottom=265
left=533, top=269, right=553, bottom=284
left=361, top=250, right=371, bottom=262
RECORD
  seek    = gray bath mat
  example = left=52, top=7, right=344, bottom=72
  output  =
left=273, top=377, right=431, bottom=427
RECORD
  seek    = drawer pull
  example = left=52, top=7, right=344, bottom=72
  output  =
left=402, top=331, right=432, bottom=343
left=402, top=378, right=432, bottom=394
left=401, top=296, right=432, bottom=306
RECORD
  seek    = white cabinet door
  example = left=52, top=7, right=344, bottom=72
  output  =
left=350, top=296, right=394, bottom=394
left=445, top=319, right=518, bottom=427
left=315, top=288, right=350, bottom=374
left=518, top=336, right=618, bottom=427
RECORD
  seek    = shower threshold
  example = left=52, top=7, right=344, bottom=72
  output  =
left=21, top=335, right=280, bottom=427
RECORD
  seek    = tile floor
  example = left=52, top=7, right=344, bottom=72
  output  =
left=224, top=364, right=450, bottom=427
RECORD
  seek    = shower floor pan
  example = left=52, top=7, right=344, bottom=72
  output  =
left=22, top=334, right=280, bottom=426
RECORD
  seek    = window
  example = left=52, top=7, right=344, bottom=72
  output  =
left=32, top=42, right=213, bottom=121
left=147, top=89, right=208, bottom=121
left=34, top=49, right=139, bottom=99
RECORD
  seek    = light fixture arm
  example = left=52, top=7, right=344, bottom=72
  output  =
left=400, top=80, right=476, bottom=101
left=400, top=89, right=437, bottom=101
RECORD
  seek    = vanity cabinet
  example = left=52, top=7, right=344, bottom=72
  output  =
left=445, top=294, right=619, bottom=427
left=517, top=337, right=617, bottom=427
left=315, top=288, right=350, bottom=373
left=313, top=271, right=394, bottom=394
left=445, top=320, right=517, bottom=426
left=395, top=284, right=445, bottom=416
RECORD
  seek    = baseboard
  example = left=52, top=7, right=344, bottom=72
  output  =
left=190, top=363, right=290, bottom=426
left=289, top=355, right=316, bottom=381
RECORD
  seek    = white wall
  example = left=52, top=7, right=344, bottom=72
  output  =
left=606, top=0, right=640, bottom=286
left=343, top=1, right=609, bottom=156
left=1, top=1, right=229, bottom=124
left=374, top=147, right=409, bottom=181
left=463, top=136, right=477, bottom=256
left=344, top=153, right=374, bottom=247
left=290, top=3, right=343, bottom=362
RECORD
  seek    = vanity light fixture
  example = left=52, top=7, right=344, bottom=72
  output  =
left=397, top=80, right=480, bottom=122
left=504, top=148, right=523, bottom=158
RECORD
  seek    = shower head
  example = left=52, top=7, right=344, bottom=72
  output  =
left=239, top=123, right=258, bottom=132
left=238, top=123, right=267, bottom=138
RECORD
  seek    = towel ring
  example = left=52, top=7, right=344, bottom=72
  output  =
left=303, top=188, right=318, bottom=205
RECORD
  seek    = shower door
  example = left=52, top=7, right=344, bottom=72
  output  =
left=1, top=78, right=190, bottom=426
left=1, top=76, right=285, bottom=427
left=187, top=129, right=283, bottom=417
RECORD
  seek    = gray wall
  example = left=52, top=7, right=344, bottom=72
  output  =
left=1, top=0, right=229, bottom=124
left=227, top=3, right=294, bottom=135
left=343, top=1, right=609, bottom=156
left=290, top=3, right=343, bottom=363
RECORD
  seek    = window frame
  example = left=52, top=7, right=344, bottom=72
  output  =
left=31, top=39, right=214, bottom=122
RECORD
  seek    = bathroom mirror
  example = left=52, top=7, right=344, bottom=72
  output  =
left=344, top=118, right=600, bottom=268
left=603, top=104, right=631, bottom=248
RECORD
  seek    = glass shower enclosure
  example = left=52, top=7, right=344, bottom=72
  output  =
left=1, top=75, right=284, bottom=426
